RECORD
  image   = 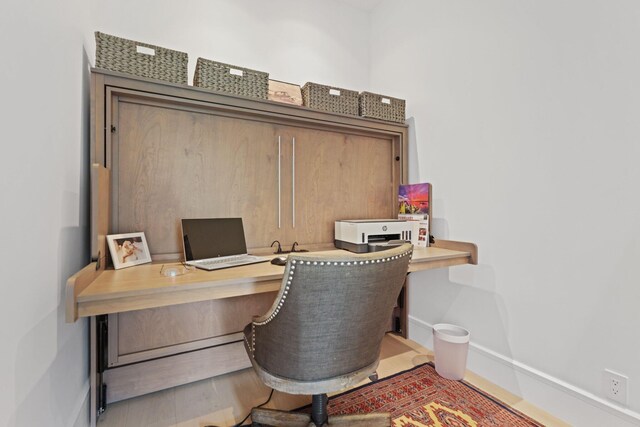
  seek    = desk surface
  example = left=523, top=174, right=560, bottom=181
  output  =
left=66, top=242, right=477, bottom=322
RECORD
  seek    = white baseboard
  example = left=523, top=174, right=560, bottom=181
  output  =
left=408, top=316, right=640, bottom=427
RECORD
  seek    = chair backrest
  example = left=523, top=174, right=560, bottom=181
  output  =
left=251, top=243, right=412, bottom=382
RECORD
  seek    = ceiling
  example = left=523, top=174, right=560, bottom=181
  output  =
left=333, top=0, right=383, bottom=12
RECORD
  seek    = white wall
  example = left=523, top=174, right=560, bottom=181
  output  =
left=95, top=0, right=372, bottom=92
left=0, top=0, right=97, bottom=426
left=370, top=0, right=640, bottom=425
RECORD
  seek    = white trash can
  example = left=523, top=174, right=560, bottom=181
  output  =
left=433, top=323, right=470, bottom=380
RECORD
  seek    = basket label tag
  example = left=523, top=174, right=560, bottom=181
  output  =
left=230, top=68, right=244, bottom=77
left=329, top=88, right=341, bottom=96
left=136, top=45, right=156, bottom=56
left=381, top=97, right=391, bottom=104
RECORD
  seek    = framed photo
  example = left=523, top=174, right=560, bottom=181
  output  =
left=268, top=79, right=303, bottom=106
left=107, top=232, right=151, bottom=269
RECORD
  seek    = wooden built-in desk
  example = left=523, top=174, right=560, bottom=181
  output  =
left=67, top=243, right=477, bottom=321
left=67, top=242, right=476, bottom=426
left=66, top=240, right=477, bottom=425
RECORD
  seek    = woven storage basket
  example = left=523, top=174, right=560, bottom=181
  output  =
left=95, top=32, right=188, bottom=84
left=301, top=82, right=359, bottom=116
left=359, top=92, right=406, bottom=123
left=194, top=58, right=269, bottom=99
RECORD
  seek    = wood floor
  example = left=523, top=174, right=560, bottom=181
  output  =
left=96, top=334, right=568, bottom=427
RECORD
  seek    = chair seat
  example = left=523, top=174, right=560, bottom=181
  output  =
left=243, top=324, right=379, bottom=395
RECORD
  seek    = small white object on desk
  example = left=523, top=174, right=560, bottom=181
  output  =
left=414, top=220, right=430, bottom=247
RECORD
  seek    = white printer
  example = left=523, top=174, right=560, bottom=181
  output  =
left=334, top=219, right=413, bottom=253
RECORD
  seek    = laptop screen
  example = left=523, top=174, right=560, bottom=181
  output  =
left=181, top=218, right=248, bottom=261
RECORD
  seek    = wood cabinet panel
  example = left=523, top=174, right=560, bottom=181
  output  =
left=111, top=95, right=404, bottom=257
left=113, top=99, right=285, bottom=255
left=115, top=292, right=276, bottom=357
left=104, top=340, right=251, bottom=403
left=279, top=126, right=398, bottom=245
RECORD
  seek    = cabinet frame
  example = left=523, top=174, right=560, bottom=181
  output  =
left=91, top=69, right=408, bottom=261
left=87, top=68, right=409, bottom=410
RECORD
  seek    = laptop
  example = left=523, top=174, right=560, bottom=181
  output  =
left=181, top=218, right=269, bottom=271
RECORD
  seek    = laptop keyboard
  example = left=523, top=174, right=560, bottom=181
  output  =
left=197, top=255, right=245, bottom=267
left=188, top=254, right=269, bottom=271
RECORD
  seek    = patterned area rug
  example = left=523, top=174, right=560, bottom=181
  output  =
left=326, top=363, right=544, bottom=426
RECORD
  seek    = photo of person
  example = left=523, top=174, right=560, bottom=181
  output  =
left=115, top=237, right=144, bottom=263
left=107, top=232, right=151, bottom=269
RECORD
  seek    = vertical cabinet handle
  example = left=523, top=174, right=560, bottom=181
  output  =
left=292, top=137, right=296, bottom=228
left=277, top=135, right=296, bottom=229
left=278, top=136, right=281, bottom=229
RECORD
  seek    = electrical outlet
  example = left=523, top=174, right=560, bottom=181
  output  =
left=604, top=369, right=628, bottom=405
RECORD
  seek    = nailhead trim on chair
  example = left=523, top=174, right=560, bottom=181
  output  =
left=253, top=268, right=294, bottom=326
left=245, top=327, right=255, bottom=356
left=252, top=249, right=412, bottom=330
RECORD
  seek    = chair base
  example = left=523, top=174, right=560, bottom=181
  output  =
left=251, top=407, right=391, bottom=427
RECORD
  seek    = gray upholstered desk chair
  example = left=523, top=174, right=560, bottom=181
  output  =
left=243, top=243, right=413, bottom=427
